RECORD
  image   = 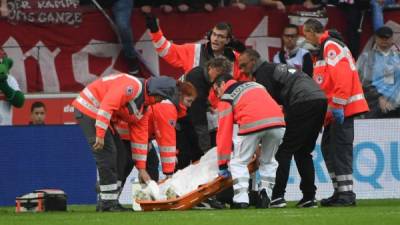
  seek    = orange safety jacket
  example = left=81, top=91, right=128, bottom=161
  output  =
left=149, top=29, right=248, bottom=81
left=216, top=80, right=285, bottom=167
left=72, top=74, right=150, bottom=168
left=114, top=100, right=184, bottom=174
left=313, top=31, right=369, bottom=125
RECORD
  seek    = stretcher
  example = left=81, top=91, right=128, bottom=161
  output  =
left=136, top=158, right=258, bottom=211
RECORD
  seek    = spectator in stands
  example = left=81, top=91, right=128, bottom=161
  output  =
left=176, top=1, right=220, bottom=12
left=135, top=0, right=153, bottom=14
left=29, top=101, right=46, bottom=125
left=229, top=0, right=259, bottom=10
left=371, top=0, right=399, bottom=31
left=357, top=26, right=400, bottom=118
left=137, top=1, right=220, bottom=13
left=260, top=0, right=322, bottom=12
left=0, top=50, right=25, bottom=126
left=160, top=1, right=174, bottom=13
left=111, top=0, right=142, bottom=75
left=273, top=24, right=313, bottom=76
left=330, top=0, right=369, bottom=59
left=81, top=0, right=143, bottom=75
left=136, top=0, right=173, bottom=14
left=231, top=1, right=247, bottom=10
left=0, top=0, right=8, bottom=17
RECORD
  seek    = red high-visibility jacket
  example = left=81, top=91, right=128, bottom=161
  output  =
left=72, top=73, right=145, bottom=138
left=113, top=106, right=149, bottom=170
left=114, top=100, right=184, bottom=173
left=313, top=31, right=369, bottom=125
left=150, top=29, right=248, bottom=81
left=72, top=74, right=150, bottom=169
left=216, top=80, right=285, bottom=167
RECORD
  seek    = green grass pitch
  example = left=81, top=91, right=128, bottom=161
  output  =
left=1, top=199, right=399, bottom=225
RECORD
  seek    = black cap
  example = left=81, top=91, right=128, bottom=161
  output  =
left=375, top=26, right=393, bottom=38
left=146, top=76, right=178, bottom=103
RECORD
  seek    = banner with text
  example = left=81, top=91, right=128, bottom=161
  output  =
left=7, top=0, right=82, bottom=26
left=1, top=6, right=399, bottom=93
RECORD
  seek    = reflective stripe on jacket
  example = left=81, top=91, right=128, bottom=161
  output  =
left=148, top=100, right=178, bottom=174
left=216, top=80, right=285, bottom=166
left=149, top=29, right=248, bottom=81
left=72, top=74, right=145, bottom=138
left=114, top=100, right=178, bottom=173
left=313, top=31, right=369, bottom=125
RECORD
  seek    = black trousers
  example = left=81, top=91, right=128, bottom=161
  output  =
left=176, top=117, right=204, bottom=170
left=117, top=139, right=160, bottom=185
left=322, top=116, right=355, bottom=199
left=273, top=99, right=327, bottom=200
left=75, top=110, right=119, bottom=202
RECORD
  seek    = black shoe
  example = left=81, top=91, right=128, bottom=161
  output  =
left=128, top=61, right=141, bottom=76
left=205, top=197, right=226, bottom=209
left=270, top=197, right=287, bottom=208
left=321, top=197, right=356, bottom=207
left=320, top=193, right=337, bottom=206
left=98, top=202, right=132, bottom=212
left=193, top=202, right=213, bottom=210
left=249, top=190, right=259, bottom=206
left=296, top=198, right=318, bottom=208
left=230, top=202, right=249, bottom=209
left=256, top=189, right=270, bottom=208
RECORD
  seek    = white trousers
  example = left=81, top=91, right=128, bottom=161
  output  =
left=230, top=127, right=285, bottom=203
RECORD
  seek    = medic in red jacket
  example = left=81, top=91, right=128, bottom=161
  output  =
left=145, top=14, right=248, bottom=81
left=114, top=100, right=177, bottom=175
left=114, top=81, right=197, bottom=175
left=72, top=74, right=177, bottom=168
left=213, top=77, right=285, bottom=167
left=313, top=31, right=369, bottom=125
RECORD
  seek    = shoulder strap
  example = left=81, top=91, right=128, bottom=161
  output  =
left=220, top=82, right=261, bottom=105
left=127, top=78, right=146, bottom=115
left=220, top=82, right=243, bottom=104
left=278, top=50, right=287, bottom=64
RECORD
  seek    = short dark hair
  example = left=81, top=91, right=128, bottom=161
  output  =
left=283, top=24, right=299, bottom=34
left=303, top=19, right=324, bottom=33
left=213, top=22, right=233, bottom=39
left=213, top=73, right=233, bottom=86
left=31, top=101, right=46, bottom=112
left=206, top=57, right=232, bottom=74
left=242, top=48, right=260, bottom=61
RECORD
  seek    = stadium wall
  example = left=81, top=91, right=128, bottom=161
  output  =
left=0, top=119, right=399, bottom=206
left=0, top=125, right=96, bottom=206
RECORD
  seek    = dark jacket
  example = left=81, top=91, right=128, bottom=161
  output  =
left=253, top=61, right=326, bottom=109
left=185, top=66, right=212, bottom=126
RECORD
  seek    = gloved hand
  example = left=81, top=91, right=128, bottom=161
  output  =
left=145, top=180, right=161, bottom=200
left=145, top=14, right=159, bottom=33
left=226, top=38, right=246, bottom=53
left=218, top=168, right=231, bottom=179
left=332, top=108, right=344, bottom=124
